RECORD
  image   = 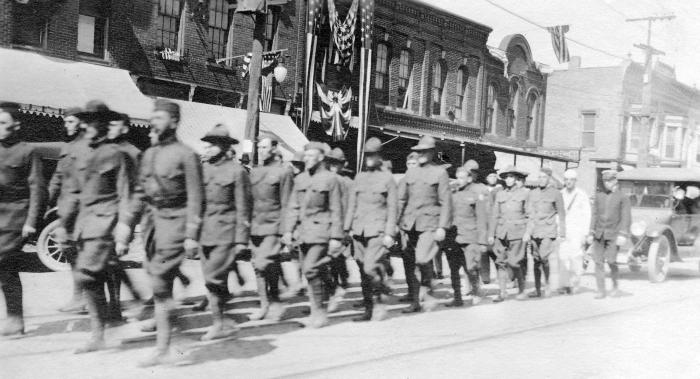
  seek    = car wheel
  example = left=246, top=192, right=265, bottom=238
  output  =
left=36, top=219, right=72, bottom=272
left=648, top=234, right=671, bottom=283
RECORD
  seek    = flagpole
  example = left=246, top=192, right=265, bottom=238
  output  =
left=244, top=11, right=267, bottom=164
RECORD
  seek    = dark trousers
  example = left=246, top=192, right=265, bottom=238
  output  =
left=592, top=238, right=619, bottom=294
left=480, top=248, right=496, bottom=284
left=300, top=243, right=331, bottom=310
left=531, top=238, right=556, bottom=294
left=402, top=229, right=437, bottom=306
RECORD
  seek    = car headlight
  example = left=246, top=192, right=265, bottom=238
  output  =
left=631, top=221, right=647, bottom=237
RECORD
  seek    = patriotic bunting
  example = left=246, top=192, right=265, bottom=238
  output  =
left=327, top=0, right=359, bottom=67
left=546, top=25, right=570, bottom=63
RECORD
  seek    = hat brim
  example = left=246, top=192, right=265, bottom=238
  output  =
left=410, top=144, right=435, bottom=151
left=201, top=135, right=240, bottom=145
left=76, top=110, right=123, bottom=122
left=325, top=156, right=346, bottom=163
left=499, top=170, right=528, bottom=179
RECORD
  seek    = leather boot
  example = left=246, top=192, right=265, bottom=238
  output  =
left=493, top=269, right=508, bottom=303
left=249, top=276, right=269, bottom=321
left=202, top=294, right=238, bottom=341
left=75, top=284, right=106, bottom=354
left=353, top=302, right=373, bottom=322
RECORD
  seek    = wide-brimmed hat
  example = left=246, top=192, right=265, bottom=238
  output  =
left=411, top=135, right=437, bottom=151
left=499, top=165, right=528, bottom=179
left=364, top=137, right=383, bottom=154
left=75, top=100, right=122, bottom=123
left=200, top=124, right=239, bottom=146
left=326, top=148, right=346, bottom=163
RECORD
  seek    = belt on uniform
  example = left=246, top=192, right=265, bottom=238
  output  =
left=148, top=194, right=187, bottom=208
left=0, top=187, right=29, bottom=202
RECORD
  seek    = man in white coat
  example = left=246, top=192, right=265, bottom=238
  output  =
left=558, top=169, right=591, bottom=294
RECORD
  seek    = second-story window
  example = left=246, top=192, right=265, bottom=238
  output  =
left=374, top=43, right=389, bottom=104
left=486, top=84, right=497, bottom=134
left=507, top=81, right=519, bottom=138
left=526, top=92, right=539, bottom=142
left=582, top=110, right=596, bottom=148
left=265, top=9, right=279, bottom=51
left=12, top=3, right=48, bottom=48
left=455, top=67, right=468, bottom=120
left=157, top=0, right=182, bottom=50
left=431, top=61, right=446, bottom=116
left=77, top=0, right=108, bottom=58
left=397, top=49, right=412, bottom=109
left=207, top=0, right=229, bottom=60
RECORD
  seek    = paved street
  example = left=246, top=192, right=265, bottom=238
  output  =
left=3, top=254, right=700, bottom=379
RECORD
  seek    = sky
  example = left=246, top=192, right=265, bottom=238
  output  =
left=420, top=0, right=700, bottom=87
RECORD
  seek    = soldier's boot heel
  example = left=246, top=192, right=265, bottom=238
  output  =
left=265, top=302, right=286, bottom=322
left=74, top=332, right=105, bottom=354
left=371, top=303, right=388, bottom=321
left=249, top=277, right=269, bottom=321
left=1, top=316, right=25, bottom=338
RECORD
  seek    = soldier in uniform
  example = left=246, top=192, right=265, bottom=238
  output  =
left=249, top=137, right=293, bottom=321
left=488, top=165, right=529, bottom=302
left=325, top=148, right=352, bottom=312
left=448, top=165, right=488, bottom=306
left=344, top=138, right=397, bottom=322
left=278, top=151, right=306, bottom=300
left=66, top=103, right=138, bottom=353
left=198, top=125, right=250, bottom=340
left=282, top=142, right=344, bottom=328
left=0, top=102, right=46, bottom=337
left=50, top=106, right=92, bottom=314
left=481, top=169, right=502, bottom=284
left=397, top=136, right=451, bottom=313
left=526, top=169, right=566, bottom=298
left=587, top=169, right=631, bottom=299
left=133, top=100, right=204, bottom=366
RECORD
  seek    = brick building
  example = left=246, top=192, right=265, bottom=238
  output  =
left=0, top=0, right=308, bottom=153
left=311, top=0, right=574, bottom=173
left=543, top=57, right=700, bottom=194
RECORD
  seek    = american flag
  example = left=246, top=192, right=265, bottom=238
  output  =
left=328, top=0, right=359, bottom=67
left=302, top=0, right=324, bottom=135
left=356, top=0, right=374, bottom=173
left=546, top=25, right=570, bottom=63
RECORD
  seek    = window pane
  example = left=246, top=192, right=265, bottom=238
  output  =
left=77, top=15, right=96, bottom=53
left=583, top=113, right=596, bottom=131
left=376, top=44, right=388, bottom=74
left=158, top=0, right=180, bottom=49
left=456, top=70, right=463, bottom=95
left=582, top=132, right=595, bottom=148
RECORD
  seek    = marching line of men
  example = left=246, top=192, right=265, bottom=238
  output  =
left=0, top=99, right=631, bottom=366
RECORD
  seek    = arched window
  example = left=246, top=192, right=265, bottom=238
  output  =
left=526, top=92, right=539, bottom=142
left=397, top=49, right=413, bottom=109
left=374, top=43, right=389, bottom=91
left=431, top=61, right=446, bottom=116
left=507, top=81, right=519, bottom=138
left=455, top=66, right=468, bottom=120
left=486, top=84, right=497, bottom=134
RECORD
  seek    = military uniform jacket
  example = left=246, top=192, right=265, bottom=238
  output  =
left=48, top=138, right=91, bottom=213
left=336, top=173, right=353, bottom=217
left=344, top=168, right=397, bottom=238
left=397, top=163, right=451, bottom=232
left=200, top=157, right=251, bottom=245
left=451, top=183, right=488, bottom=245
left=590, top=188, right=631, bottom=240
left=133, top=135, right=203, bottom=247
left=0, top=140, right=45, bottom=231
left=284, top=165, right=344, bottom=244
left=526, top=186, right=566, bottom=239
left=250, top=158, right=293, bottom=236
left=70, top=142, right=136, bottom=243
left=490, top=186, right=529, bottom=240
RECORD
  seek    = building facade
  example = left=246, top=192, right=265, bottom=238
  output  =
left=544, top=57, right=700, bottom=194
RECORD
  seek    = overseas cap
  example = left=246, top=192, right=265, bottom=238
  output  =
left=364, top=137, right=382, bottom=153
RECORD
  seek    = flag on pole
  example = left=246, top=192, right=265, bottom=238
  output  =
left=327, top=0, right=359, bottom=67
left=302, top=0, right=324, bottom=135
left=546, top=25, right=570, bottom=63
left=357, top=0, right=375, bottom=173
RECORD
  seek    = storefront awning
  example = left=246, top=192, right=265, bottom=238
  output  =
left=173, top=99, right=307, bottom=159
left=0, top=47, right=152, bottom=125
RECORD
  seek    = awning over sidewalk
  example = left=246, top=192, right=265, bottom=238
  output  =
left=173, top=99, right=307, bottom=159
left=0, top=47, right=153, bottom=124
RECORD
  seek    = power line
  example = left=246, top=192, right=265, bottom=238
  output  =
left=481, top=0, right=629, bottom=61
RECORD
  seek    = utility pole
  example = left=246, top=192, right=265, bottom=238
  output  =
left=626, top=14, right=675, bottom=168
left=244, top=12, right=267, bottom=164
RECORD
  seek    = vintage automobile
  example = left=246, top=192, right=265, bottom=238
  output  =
left=617, top=167, right=700, bottom=282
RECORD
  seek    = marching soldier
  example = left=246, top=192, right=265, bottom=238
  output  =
left=344, top=138, right=397, bottom=322
left=587, top=169, right=631, bottom=299
left=488, top=165, right=529, bottom=302
left=249, top=137, right=293, bottom=321
left=526, top=169, right=566, bottom=298
left=282, top=142, right=344, bottom=328
left=0, top=102, right=46, bottom=337
left=50, top=106, right=91, bottom=314
left=132, top=100, right=204, bottom=366
left=278, top=151, right=306, bottom=300
left=481, top=169, right=503, bottom=284
left=397, top=136, right=451, bottom=313
left=198, top=125, right=250, bottom=339
left=448, top=165, right=488, bottom=306
left=325, top=148, right=352, bottom=312
left=66, top=103, right=137, bottom=353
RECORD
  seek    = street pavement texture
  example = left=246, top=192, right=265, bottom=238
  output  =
left=2, top=256, right=700, bottom=379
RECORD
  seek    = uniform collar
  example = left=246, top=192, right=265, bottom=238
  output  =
left=308, top=163, right=326, bottom=176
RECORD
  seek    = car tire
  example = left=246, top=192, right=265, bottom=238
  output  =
left=648, top=234, right=671, bottom=283
left=36, top=219, right=72, bottom=272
